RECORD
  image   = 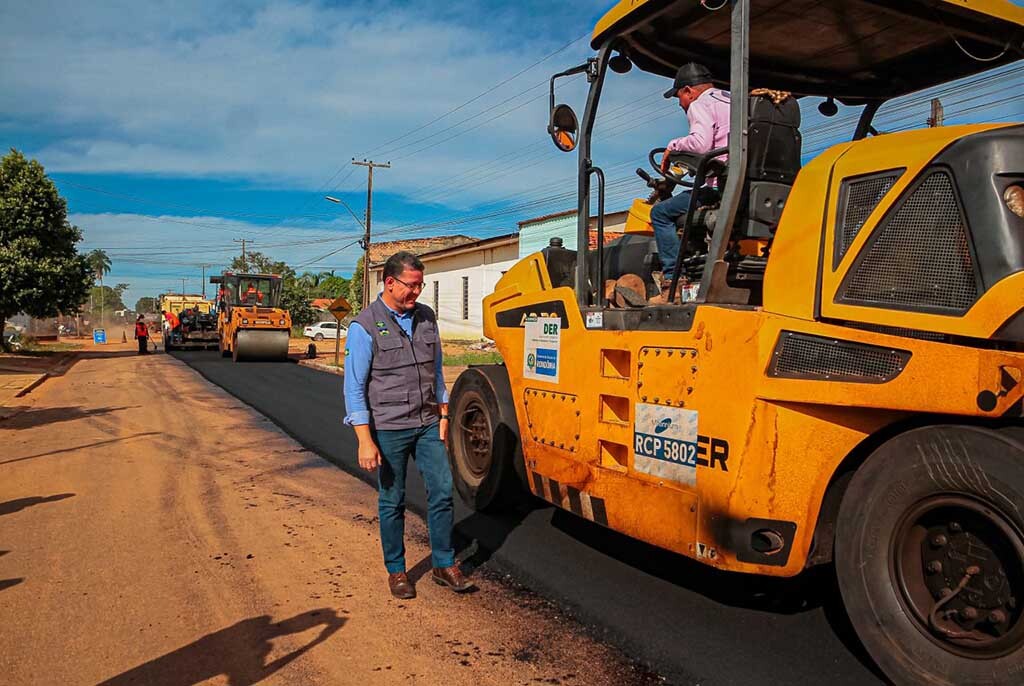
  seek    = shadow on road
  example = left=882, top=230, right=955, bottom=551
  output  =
left=550, top=508, right=887, bottom=682
left=97, top=609, right=345, bottom=686
left=0, top=493, right=75, bottom=516
left=453, top=500, right=544, bottom=575
left=0, top=578, right=24, bottom=592
left=0, top=405, right=136, bottom=431
left=0, top=432, right=161, bottom=466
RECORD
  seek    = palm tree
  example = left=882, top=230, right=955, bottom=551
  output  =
left=86, top=249, right=112, bottom=322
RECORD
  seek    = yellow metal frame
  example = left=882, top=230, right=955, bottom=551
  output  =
left=484, top=120, right=1024, bottom=576
left=593, top=0, right=1024, bottom=46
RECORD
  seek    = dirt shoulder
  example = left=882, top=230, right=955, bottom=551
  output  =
left=0, top=349, right=656, bottom=685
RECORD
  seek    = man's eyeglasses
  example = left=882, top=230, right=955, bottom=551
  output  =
left=391, top=276, right=425, bottom=292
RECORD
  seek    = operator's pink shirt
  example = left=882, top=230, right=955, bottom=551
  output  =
left=666, top=87, right=731, bottom=156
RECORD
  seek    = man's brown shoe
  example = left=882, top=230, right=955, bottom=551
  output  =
left=431, top=566, right=475, bottom=593
left=388, top=572, right=416, bottom=599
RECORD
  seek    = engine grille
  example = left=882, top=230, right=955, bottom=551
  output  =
left=835, top=170, right=902, bottom=265
left=768, top=331, right=910, bottom=384
left=839, top=171, right=978, bottom=313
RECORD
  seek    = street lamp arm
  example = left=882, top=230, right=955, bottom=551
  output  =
left=324, top=196, right=366, bottom=229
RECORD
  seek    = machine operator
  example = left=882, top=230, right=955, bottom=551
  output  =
left=650, top=62, right=731, bottom=304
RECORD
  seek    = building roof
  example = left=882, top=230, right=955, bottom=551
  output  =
left=309, top=298, right=334, bottom=310
left=517, top=209, right=576, bottom=227
left=370, top=233, right=519, bottom=268
left=368, top=235, right=476, bottom=265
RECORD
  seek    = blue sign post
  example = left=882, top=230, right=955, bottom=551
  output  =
left=93, top=328, right=107, bottom=345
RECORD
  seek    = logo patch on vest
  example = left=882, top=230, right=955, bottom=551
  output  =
left=375, top=321, right=390, bottom=335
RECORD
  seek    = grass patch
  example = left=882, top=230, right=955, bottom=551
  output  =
left=3, top=341, right=84, bottom=355
left=444, top=351, right=502, bottom=366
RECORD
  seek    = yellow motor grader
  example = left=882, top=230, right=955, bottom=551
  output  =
left=448, top=1, right=1024, bottom=683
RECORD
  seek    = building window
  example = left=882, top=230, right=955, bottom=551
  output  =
left=432, top=281, right=439, bottom=313
left=462, top=276, right=469, bottom=320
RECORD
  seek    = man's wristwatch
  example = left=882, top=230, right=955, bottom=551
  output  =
left=440, top=414, right=449, bottom=419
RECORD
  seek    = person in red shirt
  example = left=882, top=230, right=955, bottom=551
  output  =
left=133, top=315, right=149, bottom=355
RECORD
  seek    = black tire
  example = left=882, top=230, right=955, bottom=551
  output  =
left=314, top=333, right=324, bottom=342
left=836, top=425, right=1024, bottom=685
left=448, top=366, right=525, bottom=512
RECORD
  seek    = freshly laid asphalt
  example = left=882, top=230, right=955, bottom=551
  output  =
left=174, top=351, right=884, bottom=686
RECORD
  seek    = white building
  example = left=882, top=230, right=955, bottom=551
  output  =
left=370, top=233, right=519, bottom=340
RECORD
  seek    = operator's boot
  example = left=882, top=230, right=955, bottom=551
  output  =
left=648, top=276, right=682, bottom=305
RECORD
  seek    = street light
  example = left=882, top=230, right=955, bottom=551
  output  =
left=325, top=195, right=370, bottom=309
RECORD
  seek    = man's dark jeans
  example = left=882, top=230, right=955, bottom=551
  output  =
left=374, top=422, right=455, bottom=574
left=650, top=189, right=693, bottom=282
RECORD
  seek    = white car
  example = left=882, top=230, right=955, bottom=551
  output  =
left=304, top=321, right=347, bottom=341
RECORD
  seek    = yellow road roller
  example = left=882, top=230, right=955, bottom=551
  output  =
left=448, top=1, right=1024, bottom=683
left=210, top=272, right=291, bottom=362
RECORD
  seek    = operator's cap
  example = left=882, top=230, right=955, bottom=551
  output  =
left=663, top=62, right=714, bottom=98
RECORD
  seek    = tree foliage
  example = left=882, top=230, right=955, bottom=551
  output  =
left=348, top=255, right=365, bottom=314
left=87, top=249, right=111, bottom=280
left=282, top=287, right=317, bottom=327
left=135, top=296, right=159, bottom=314
left=84, top=285, right=127, bottom=315
left=0, top=148, right=92, bottom=346
left=229, top=250, right=330, bottom=326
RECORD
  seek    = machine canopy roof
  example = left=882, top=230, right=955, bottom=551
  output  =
left=593, top=0, right=1024, bottom=100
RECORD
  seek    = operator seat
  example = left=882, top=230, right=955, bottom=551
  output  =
left=738, top=92, right=802, bottom=239
left=680, top=92, right=802, bottom=304
left=541, top=237, right=576, bottom=289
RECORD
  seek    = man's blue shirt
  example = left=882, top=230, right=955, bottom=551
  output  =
left=343, top=297, right=449, bottom=426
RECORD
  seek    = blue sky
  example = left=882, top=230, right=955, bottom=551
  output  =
left=2, top=0, right=1022, bottom=307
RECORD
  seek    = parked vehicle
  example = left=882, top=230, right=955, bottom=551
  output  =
left=304, top=321, right=347, bottom=341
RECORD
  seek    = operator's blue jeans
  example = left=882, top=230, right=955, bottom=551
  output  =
left=374, top=422, right=455, bottom=574
left=650, top=189, right=693, bottom=282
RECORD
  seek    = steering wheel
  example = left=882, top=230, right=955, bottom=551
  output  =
left=649, top=147, right=697, bottom=187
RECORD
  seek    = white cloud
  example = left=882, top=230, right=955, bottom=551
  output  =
left=2, top=0, right=636, bottom=205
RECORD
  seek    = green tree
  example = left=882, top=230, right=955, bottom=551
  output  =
left=135, top=296, right=158, bottom=314
left=85, top=248, right=112, bottom=322
left=348, top=255, right=364, bottom=314
left=84, top=285, right=126, bottom=316
left=282, top=284, right=317, bottom=327
left=319, top=274, right=350, bottom=299
left=229, top=251, right=294, bottom=281
left=0, top=148, right=91, bottom=349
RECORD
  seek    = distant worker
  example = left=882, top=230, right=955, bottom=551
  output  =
left=161, top=309, right=180, bottom=352
left=650, top=62, right=731, bottom=304
left=343, top=251, right=474, bottom=599
left=133, top=315, right=149, bottom=355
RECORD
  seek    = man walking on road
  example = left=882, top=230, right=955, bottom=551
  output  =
left=133, top=315, right=149, bottom=355
left=343, top=251, right=474, bottom=599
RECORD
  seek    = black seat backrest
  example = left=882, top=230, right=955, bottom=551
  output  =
left=736, top=94, right=802, bottom=239
left=541, top=241, right=577, bottom=288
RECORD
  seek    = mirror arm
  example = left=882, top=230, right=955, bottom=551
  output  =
left=548, top=59, right=596, bottom=114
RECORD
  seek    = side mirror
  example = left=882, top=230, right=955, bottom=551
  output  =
left=548, top=103, right=579, bottom=152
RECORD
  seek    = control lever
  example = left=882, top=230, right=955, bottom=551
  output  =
left=637, top=167, right=672, bottom=203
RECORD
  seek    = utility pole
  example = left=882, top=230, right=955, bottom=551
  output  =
left=927, top=98, right=944, bottom=128
left=200, top=264, right=211, bottom=299
left=352, top=159, right=390, bottom=309
left=233, top=238, right=250, bottom=269
left=180, top=277, right=188, bottom=295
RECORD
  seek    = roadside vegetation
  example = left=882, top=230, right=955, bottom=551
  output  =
left=0, top=148, right=92, bottom=351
